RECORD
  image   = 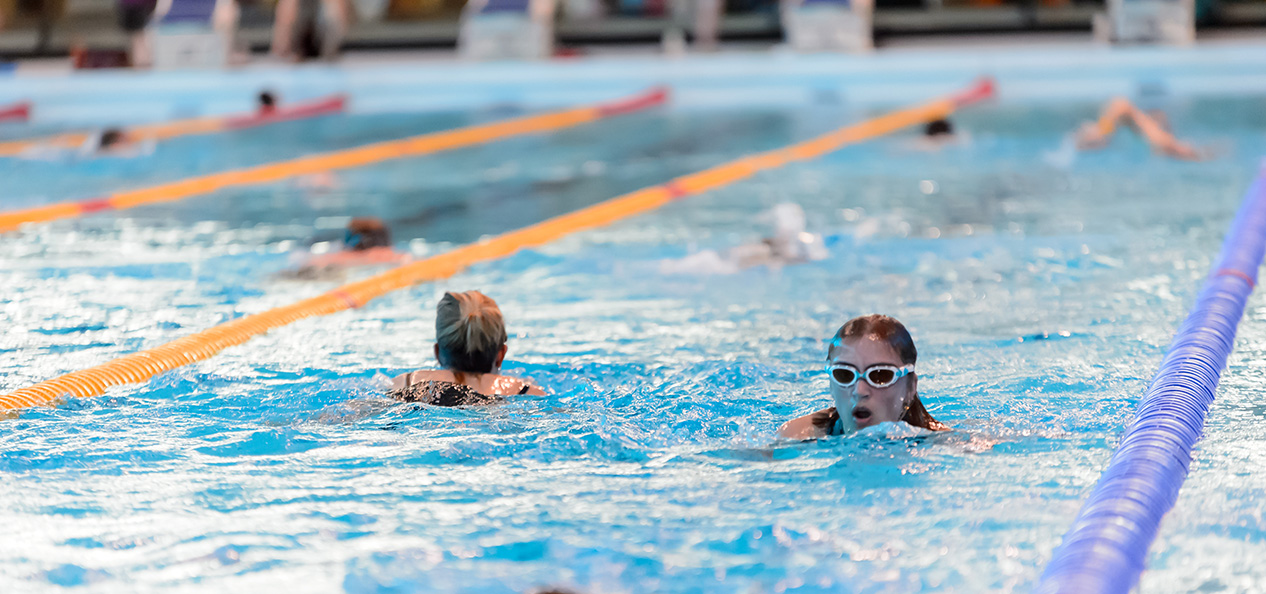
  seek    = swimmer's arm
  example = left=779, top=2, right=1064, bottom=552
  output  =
left=1101, top=97, right=1136, bottom=127
left=367, top=247, right=411, bottom=265
left=1076, top=97, right=1135, bottom=150
left=1135, top=117, right=1202, bottom=160
left=777, top=409, right=831, bottom=440
left=1125, top=108, right=1202, bottom=160
left=302, top=248, right=410, bottom=271
left=303, top=251, right=351, bottom=269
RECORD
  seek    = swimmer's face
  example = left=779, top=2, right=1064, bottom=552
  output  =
left=828, top=335, right=916, bottom=431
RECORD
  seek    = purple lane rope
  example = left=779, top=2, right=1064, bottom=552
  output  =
left=1034, top=170, right=1266, bottom=593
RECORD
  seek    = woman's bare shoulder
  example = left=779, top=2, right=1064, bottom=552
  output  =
left=490, top=374, right=546, bottom=396
left=389, top=369, right=453, bottom=391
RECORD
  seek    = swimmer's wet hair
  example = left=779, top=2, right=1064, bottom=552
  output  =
left=436, top=290, right=508, bottom=374
left=829, top=314, right=946, bottom=431
left=924, top=119, right=953, bottom=137
left=346, top=217, right=391, bottom=251
left=100, top=128, right=126, bottom=149
left=830, top=314, right=917, bottom=366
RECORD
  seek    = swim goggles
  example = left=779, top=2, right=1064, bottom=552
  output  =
left=827, top=363, right=913, bottom=389
left=343, top=229, right=363, bottom=248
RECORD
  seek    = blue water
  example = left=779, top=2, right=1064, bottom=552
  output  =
left=3, top=96, right=1266, bottom=593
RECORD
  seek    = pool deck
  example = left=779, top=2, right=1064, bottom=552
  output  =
left=2, top=31, right=1266, bottom=125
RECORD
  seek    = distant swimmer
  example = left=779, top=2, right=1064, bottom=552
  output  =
left=20, top=126, right=154, bottom=161
left=778, top=314, right=948, bottom=439
left=389, top=290, right=546, bottom=406
left=283, top=217, right=410, bottom=279
left=660, top=203, right=827, bottom=275
left=925, top=118, right=954, bottom=138
left=909, top=117, right=968, bottom=151
left=1074, top=97, right=1205, bottom=161
left=88, top=128, right=132, bottom=154
left=258, top=90, right=278, bottom=116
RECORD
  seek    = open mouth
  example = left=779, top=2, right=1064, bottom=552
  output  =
left=851, top=407, right=872, bottom=423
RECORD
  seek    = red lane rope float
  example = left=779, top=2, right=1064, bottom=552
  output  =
left=1215, top=268, right=1255, bottom=289
left=0, top=88, right=669, bottom=232
left=222, top=95, right=347, bottom=130
left=0, top=94, right=347, bottom=157
left=596, top=88, right=668, bottom=117
left=0, top=78, right=994, bottom=412
left=0, top=101, right=31, bottom=123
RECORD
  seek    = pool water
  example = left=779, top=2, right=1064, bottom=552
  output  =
left=3, top=96, right=1266, bottom=593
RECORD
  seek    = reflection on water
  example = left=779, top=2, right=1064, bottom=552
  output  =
left=2, top=98, right=1266, bottom=592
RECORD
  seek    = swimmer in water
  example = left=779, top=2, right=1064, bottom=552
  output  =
left=908, top=117, right=968, bottom=152
left=925, top=118, right=954, bottom=139
left=95, top=128, right=128, bottom=151
left=81, top=127, right=157, bottom=157
left=778, top=314, right=947, bottom=439
left=1074, top=97, right=1204, bottom=161
left=660, top=203, right=827, bottom=275
left=258, top=90, right=278, bottom=116
left=284, top=217, right=410, bottom=279
left=20, top=126, right=154, bottom=160
left=389, top=290, right=546, bottom=406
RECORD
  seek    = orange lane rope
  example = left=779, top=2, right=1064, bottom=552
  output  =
left=0, top=95, right=348, bottom=158
left=0, top=88, right=667, bottom=233
left=0, top=79, right=995, bottom=412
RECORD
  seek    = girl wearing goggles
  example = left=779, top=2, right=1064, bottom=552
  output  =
left=778, top=314, right=946, bottom=439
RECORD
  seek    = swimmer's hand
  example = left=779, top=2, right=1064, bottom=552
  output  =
left=1074, top=122, right=1110, bottom=151
left=1154, top=138, right=1207, bottom=161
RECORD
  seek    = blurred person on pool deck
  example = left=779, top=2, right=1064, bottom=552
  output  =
left=779, top=314, right=948, bottom=439
left=270, top=0, right=348, bottom=60
left=118, top=0, right=158, bottom=67
left=1075, top=97, right=1205, bottom=160
left=389, top=290, right=546, bottom=406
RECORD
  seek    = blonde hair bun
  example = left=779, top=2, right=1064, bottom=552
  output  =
left=435, top=290, right=508, bottom=373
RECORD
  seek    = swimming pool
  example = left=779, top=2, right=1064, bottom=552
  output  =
left=3, top=60, right=1266, bottom=592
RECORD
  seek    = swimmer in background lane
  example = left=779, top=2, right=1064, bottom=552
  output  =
left=660, top=203, right=827, bottom=275
left=730, top=203, right=829, bottom=268
left=909, top=118, right=969, bottom=151
left=779, top=314, right=948, bottom=439
left=257, top=90, right=278, bottom=116
left=389, top=290, right=546, bottom=406
left=285, top=217, right=411, bottom=279
left=1075, top=97, right=1205, bottom=161
left=84, top=128, right=141, bottom=155
left=21, top=126, right=155, bottom=160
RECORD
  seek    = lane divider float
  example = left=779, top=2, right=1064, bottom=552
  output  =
left=0, top=101, right=31, bottom=123
left=0, top=88, right=668, bottom=232
left=0, top=78, right=994, bottom=412
left=0, top=94, right=347, bottom=157
left=1034, top=169, right=1266, bottom=593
